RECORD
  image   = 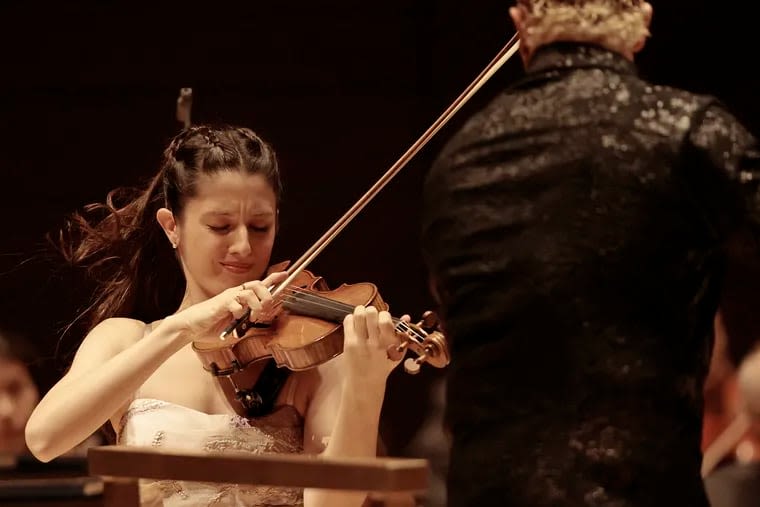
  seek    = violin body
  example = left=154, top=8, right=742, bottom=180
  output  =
left=268, top=275, right=388, bottom=370
left=192, top=267, right=391, bottom=375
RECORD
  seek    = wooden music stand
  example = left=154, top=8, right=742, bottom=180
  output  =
left=88, top=446, right=428, bottom=506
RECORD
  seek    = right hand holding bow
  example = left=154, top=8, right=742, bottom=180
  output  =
left=166, top=271, right=288, bottom=341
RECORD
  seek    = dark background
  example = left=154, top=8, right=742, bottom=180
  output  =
left=0, top=0, right=757, bottom=457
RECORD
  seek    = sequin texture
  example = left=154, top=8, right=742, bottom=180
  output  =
left=422, top=42, right=760, bottom=507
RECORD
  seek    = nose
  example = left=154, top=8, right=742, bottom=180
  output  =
left=229, top=225, right=252, bottom=257
left=0, top=392, right=14, bottom=420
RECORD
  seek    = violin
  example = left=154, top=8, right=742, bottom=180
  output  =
left=192, top=261, right=450, bottom=376
left=180, top=35, right=522, bottom=407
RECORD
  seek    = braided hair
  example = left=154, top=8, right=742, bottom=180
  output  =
left=56, top=125, right=282, bottom=333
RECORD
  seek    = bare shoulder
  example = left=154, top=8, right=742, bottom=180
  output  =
left=85, top=317, right=148, bottom=347
left=68, top=317, right=148, bottom=372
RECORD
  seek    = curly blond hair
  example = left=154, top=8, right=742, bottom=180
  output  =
left=517, top=0, right=650, bottom=55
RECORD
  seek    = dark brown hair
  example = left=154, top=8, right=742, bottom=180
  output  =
left=55, top=125, right=282, bottom=332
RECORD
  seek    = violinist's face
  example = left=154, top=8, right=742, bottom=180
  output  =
left=0, top=355, right=39, bottom=454
left=158, top=171, right=277, bottom=301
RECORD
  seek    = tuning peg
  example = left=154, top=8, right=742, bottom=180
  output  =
left=416, top=311, right=439, bottom=331
left=387, top=342, right=407, bottom=362
left=404, top=355, right=426, bottom=375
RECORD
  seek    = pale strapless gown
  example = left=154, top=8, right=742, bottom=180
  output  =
left=116, top=397, right=304, bottom=507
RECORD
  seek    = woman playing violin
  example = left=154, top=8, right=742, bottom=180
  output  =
left=25, top=125, right=405, bottom=507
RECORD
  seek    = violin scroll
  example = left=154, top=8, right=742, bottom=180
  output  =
left=176, top=88, right=193, bottom=129
left=394, top=310, right=450, bottom=375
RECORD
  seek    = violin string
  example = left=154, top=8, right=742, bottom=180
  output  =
left=277, top=287, right=367, bottom=315
left=258, top=289, right=357, bottom=319
left=280, top=287, right=421, bottom=336
left=279, top=292, right=424, bottom=342
left=255, top=286, right=426, bottom=344
left=248, top=285, right=426, bottom=342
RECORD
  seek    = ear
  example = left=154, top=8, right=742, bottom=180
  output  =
left=642, top=2, right=653, bottom=28
left=632, top=2, right=653, bottom=54
left=509, top=5, right=533, bottom=65
left=156, top=207, right=180, bottom=249
left=509, top=5, right=525, bottom=32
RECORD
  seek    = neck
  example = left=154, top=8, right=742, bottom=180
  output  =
left=176, top=283, right=212, bottom=313
left=525, top=39, right=633, bottom=65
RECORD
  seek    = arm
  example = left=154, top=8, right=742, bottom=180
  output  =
left=684, top=101, right=760, bottom=243
left=24, top=317, right=186, bottom=462
left=702, top=312, right=741, bottom=451
left=302, top=306, right=402, bottom=507
left=687, top=103, right=760, bottom=472
left=25, top=271, right=287, bottom=462
left=684, top=101, right=760, bottom=359
left=701, top=336, right=760, bottom=477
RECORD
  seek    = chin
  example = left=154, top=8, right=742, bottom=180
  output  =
left=200, top=266, right=265, bottom=296
left=199, top=280, right=235, bottom=298
left=213, top=273, right=249, bottom=293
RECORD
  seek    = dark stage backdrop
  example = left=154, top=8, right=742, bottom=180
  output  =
left=0, top=0, right=758, bottom=456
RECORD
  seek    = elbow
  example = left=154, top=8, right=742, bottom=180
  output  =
left=24, top=417, right=58, bottom=463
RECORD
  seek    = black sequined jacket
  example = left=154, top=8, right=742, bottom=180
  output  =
left=422, top=42, right=760, bottom=507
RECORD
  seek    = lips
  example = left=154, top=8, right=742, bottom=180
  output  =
left=220, top=262, right=253, bottom=274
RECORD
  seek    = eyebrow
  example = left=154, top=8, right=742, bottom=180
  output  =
left=202, top=210, right=275, bottom=218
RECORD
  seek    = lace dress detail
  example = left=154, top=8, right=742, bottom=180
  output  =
left=117, top=398, right=304, bottom=506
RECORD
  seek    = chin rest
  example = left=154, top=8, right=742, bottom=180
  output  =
left=88, top=445, right=428, bottom=506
